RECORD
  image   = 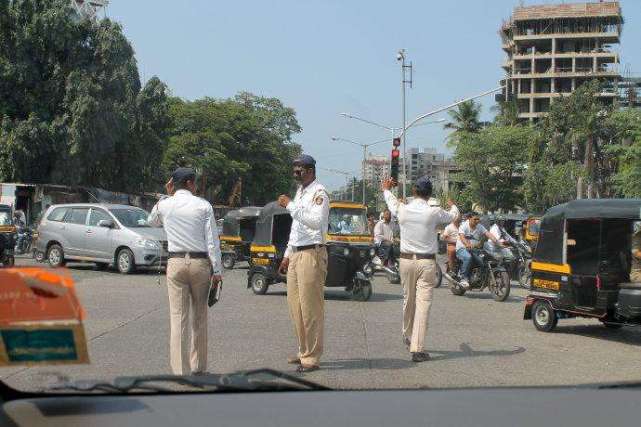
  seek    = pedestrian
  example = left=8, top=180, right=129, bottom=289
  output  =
left=148, top=167, right=223, bottom=375
left=443, top=215, right=461, bottom=274
left=382, top=176, right=459, bottom=362
left=277, top=154, right=329, bottom=373
left=374, top=209, right=394, bottom=267
left=631, top=222, right=641, bottom=282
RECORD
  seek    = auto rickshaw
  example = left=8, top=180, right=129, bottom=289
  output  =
left=0, top=204, right=16, bottom=267
left=219, top=206, right=262, bottom=269
left=523, top=216, right=541, bottom=249
left=524, top=199, right=641, bottom=332
left=246, top=201, right=375, bottom=300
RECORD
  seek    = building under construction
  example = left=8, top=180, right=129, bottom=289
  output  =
left=500, top=1, right=631, bottom=121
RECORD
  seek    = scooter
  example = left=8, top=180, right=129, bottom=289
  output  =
left=15, top=227, right=33, bottom=255
left=366, top=243, right=401, bottom=284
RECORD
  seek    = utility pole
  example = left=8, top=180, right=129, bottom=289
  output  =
left=398, top=49, right=412, bottom=199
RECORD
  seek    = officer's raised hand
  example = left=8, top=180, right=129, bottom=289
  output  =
left=382, top=177, right=396, bottom=191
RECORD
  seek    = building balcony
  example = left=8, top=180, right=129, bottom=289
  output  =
left=511, top=68, right=619, bottom=79
left=516, top=91, right=618, bottom=99
left=513, top=31, right=620, bottom=42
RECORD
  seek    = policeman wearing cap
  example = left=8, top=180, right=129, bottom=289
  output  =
left=277, top=154, right=330, bottom=373
left=382, top=175, right=459, bottom=362
left=148, top=167, right=223, bottom=375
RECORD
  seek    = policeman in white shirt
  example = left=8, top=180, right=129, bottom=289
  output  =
left=277, top=155, right=330, bottom=373
left=374, top=209, right=394, bottom=267
left=148, top=167, right=222, bottom=376
left=383, top=175, right=459, bottom=362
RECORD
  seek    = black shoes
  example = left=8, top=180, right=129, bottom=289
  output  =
left=411, top=352, right=431, bottom=363
left=296, top=364, right=320, bottom=373
left=404, top=337, right=411, bottom=350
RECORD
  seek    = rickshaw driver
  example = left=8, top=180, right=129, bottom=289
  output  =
left=631, top=222, right=641, bottom=282
left=277, top=154, right=330, bottom=373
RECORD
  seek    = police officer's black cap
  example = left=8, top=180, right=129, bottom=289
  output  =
left=172, top=167, right=196, bottom=184
left=293, top=154, right=316, bottom=167
left=415, top=175, right=433, bottom=193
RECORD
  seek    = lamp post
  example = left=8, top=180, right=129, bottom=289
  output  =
left=331, top=137, right=390, bottom=205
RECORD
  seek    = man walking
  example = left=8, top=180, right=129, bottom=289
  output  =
left=374, top=209, right=394, bottom=267
left=382, top=176, right=458, bottom=362
left=277, top=155, right=329, bottom=373
left=149, top=167, right=222, bottom=375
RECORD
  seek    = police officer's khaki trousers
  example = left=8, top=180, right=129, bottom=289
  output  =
left=400, top=258, right=437, bottom=353
left=167, top=257, right=211, bottom=375
left=286, top=246, right=328, bottom=366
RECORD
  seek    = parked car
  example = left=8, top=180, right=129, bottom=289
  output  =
left=36, top=203, right=167, bottom=274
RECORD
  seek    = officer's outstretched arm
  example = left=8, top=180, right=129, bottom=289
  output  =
left=383, top=190, right=400, bottom=217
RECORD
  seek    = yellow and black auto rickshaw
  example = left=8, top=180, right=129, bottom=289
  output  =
left=524, top=199, right=641, bottom=332
left=219, top=207, right=262, bottom=269
left=0, top=204, right=16, bottom=267
left=247, top=201, right=375, bottom=300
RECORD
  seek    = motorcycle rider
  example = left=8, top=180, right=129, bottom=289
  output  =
left=13, top=211, right=26, bottom=253
left=442, top=216, right=461, bottom=274
left=487, top=216, right=518, bottom=261
left=374, top=209, right=394, bottom=267
left=456, top=212, right=500, bottom=289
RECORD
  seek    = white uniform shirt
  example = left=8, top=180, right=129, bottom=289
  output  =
left=285, top=180, right=330, bottom=257
left=148, top=189, right=223, bottom=274
left=373, top=220, right=394, bottom=245
left=443, top=223, right=459, bottom=244
left=456, top=220, right=488, bottom=252
left=383, top=190, right=459, bottom=254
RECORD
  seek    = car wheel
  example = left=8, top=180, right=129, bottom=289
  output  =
left=251, top=272, right=269, bottom=295
left=47, top=244, right=65, bottom=268
left=116, top=249, right=136, bottom=274
left=493, top=271, right=511, bottom=302
left=222, top=253, right=235, bottom=270
left=532, top=300, right=558, bottom=332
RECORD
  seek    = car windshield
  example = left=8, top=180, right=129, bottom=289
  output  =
left=328, top=208, right=368, bottom=235
left=3, top=0, right=641, bottom=399
left=0, top=211, right=11, bottom=225
left=110, top=208, right=150, bottom=227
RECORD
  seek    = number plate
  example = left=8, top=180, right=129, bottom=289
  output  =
left=532, top=278, right=560, bottom=291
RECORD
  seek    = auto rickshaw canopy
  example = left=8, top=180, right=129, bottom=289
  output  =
left=251, top=201, right=291, bottom=249
left=534, top=199, right=641, bottom=266
left=221, top=206, right=262, bottom=240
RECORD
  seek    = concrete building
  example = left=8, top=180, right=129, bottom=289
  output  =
left=363, top=155, right=390, bottom=186
left=400, top=148, right=461, bottom=194
left=500, top=1, right=623, bottom=121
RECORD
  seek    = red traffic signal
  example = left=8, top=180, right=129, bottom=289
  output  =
left=392, top=137, right=401, bottom=147
left=391, top=149, right=400, bottom=158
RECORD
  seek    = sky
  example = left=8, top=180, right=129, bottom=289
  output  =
left=106, top=0, right=641, bottom=191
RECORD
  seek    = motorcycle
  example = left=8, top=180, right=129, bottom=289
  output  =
left=443, top=247, right=511, bottom=302
left=366, top=242, right=443, bottom=288
left=15, top=227, right=33, bottom=255
left=509, top=240, right=532, bottom=288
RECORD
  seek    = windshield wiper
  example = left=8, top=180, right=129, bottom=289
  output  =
left=47, top=368, right=329, bottom=394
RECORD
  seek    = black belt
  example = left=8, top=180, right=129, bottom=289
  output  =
left=168, top=252, right=208, bottom=259
left=400, top=252, right=435, bottom=260
left=292, top=244, right=325, bottom=252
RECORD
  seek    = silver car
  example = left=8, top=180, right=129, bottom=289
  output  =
left=36, top=203, right=167, bottom=274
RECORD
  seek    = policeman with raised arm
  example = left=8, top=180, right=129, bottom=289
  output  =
left=382, top=176, right=459, bottom=362
left=277, top=155, right=330, bottom=373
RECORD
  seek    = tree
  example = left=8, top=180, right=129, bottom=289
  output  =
left=0, top=0, right=169, bottom=193
left=163, top=94, right=302, bottom=205
left=444, top=100, right=482, bottom=146
left=606, top=109, right=641, bottom=197
left=453, top=125, right=532, bottom=212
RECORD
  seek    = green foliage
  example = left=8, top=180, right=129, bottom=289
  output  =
left=163, top=95, right=302, bottom=205
left=606, top=109, right=641, bottom=197
left=0, top=0, right=170, bottom=193
left=444, top=100, right=482, bottom=147
left=453, top=125, right=532, bottom=212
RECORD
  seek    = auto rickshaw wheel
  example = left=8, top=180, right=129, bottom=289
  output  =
left=492, top=271, right=511, bottom=302
left=351, top=280, right=372, bottom=301
left=532, top=300, right=557, bottom=332
left=251, top=272, right=269, bottom=295
left=602, top=321, right=624, bottom=330
left=222, top=253, right=235, bottom=270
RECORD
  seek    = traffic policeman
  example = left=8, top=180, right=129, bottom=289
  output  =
left=383, top=176, right=459, bottom=362
left=277, top=154, right=330, bottom=373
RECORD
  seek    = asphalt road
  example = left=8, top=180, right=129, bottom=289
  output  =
left=2, top=256, right=641, bottom=391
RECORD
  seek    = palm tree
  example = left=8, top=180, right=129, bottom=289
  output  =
left=444, top=100, right=482, bottom=134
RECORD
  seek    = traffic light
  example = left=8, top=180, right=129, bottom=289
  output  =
left=390, top=137, right=401, bottom=184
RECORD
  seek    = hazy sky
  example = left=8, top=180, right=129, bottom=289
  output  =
left=107, top=0, right=641, bottom=190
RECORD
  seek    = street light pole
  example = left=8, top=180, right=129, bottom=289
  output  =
left=398, top=49, right=412, bottom=198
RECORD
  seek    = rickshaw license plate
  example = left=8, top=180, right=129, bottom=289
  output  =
left=532, top=278, right=560, bottom=291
